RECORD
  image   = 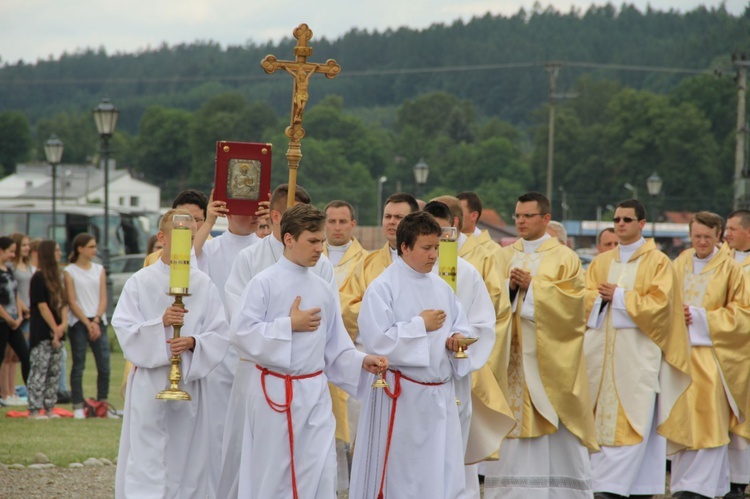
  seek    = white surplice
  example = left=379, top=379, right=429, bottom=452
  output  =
left=200, top=230, right=259, bottom=497
left=350, top=258, right=474, bottom=499
left=231, top=255, right=367, bottom=498
left=113, top=260, right=230, bottom=499
left=217, top=233, right=337, bottom=499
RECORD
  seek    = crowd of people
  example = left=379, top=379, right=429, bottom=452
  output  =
left=111, top=186, right=750, bottom=499
left=2, top=183, right=749, bottom=499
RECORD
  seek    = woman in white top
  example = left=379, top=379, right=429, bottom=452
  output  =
left=64, top=233, right=110, bottom=419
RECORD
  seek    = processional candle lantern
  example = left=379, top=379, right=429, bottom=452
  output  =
left=438, top=226, right=476, bottom=358
left=157, top=214, right=193, bottom=401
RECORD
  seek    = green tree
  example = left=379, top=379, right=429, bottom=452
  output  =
left=0, top=111, right=31, bottom=173
left=35, top=111, right=98, bottom=164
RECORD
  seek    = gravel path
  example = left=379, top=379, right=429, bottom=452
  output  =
left=0, top=466, right=116, bottom=498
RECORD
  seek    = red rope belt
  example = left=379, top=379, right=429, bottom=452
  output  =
left=378, top=370, right=446, bottom=499
left=257, top=364, right=323, bottom=499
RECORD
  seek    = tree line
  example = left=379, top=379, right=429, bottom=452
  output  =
left=0, top=3, right=748, bottom=223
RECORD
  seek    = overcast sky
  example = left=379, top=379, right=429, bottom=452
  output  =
left=1, top=0, right=746, bottom=64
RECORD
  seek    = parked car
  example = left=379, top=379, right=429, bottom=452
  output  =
left=109, top=254, right=145, bottom=304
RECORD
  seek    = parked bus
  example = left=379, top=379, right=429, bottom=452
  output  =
left=0, top=202, right=154, bottom=259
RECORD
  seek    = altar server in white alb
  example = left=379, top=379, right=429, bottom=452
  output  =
left=231, top=203, right=387, bottom=499
left=349, top=211, right=475, bottom=499
left=113, top=209, right=230, bottom=499
left=217, top=184, right=338, bottom=499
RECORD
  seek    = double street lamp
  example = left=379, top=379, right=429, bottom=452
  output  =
left=646, top=172, right=663, bottom=239
left=413, top=158, right=430, bottom=198
left=43, top=135, right=64, bottom=242
left=377, top=176, right=388, bottom=224
left=92, top=97, right=119, bottom=315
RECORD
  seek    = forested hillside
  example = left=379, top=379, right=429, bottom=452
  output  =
left=0, top=3, right=748, bottom=223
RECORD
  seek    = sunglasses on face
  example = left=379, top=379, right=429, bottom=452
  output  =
left=613, top=217, right=638, bottom=224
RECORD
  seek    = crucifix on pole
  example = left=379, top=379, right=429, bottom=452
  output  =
left=261, top=23, right=341, bottom=207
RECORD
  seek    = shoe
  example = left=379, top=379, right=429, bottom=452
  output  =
left=595, top=493, right=627, bottom=498
left=6, top=395, right=27, bottom=406
left=107, top=411, right=120, bottom=419
left=73, top=408, right=85, bottom=419
left=725, top=483, right=749, bottom=498
left=48, top=413, right=61, bottom=419
left=29, top=412, right=48, bottom=420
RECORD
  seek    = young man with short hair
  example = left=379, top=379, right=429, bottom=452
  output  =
left=670, top=211, right=750, bottom=499
left=323, top=200, right=368, bottom=288
left=113, top=209, right=230, bottom=499
left=230, top=203, right=387, bottom=498
left=584, top=199, right=691, bottom=499
left=349, top=211, right=474, bottom=498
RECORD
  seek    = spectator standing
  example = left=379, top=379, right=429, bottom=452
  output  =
left=0, top=236, right=30, bottom=406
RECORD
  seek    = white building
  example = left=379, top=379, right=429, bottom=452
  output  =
left=0, top=161, right=160, bottom=212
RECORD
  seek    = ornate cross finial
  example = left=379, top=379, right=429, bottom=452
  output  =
left=261, top=24, right=341, bottom=207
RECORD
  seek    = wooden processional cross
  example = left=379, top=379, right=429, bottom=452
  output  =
left=261, top=23, right=341, bottom=207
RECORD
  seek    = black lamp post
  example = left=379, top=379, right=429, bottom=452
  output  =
left=43, top=134, right=64, bottom=241
left=413, top=158, right=430, bottom=198
left=93, top=97, right=119, bottom=315
left=646, top=172, right=663, bottom=239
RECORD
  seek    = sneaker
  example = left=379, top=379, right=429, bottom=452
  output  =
left=48, top=413, right=62, bottom=419
left=29, top=412, right=48, bottom=420
left=74, top=408, right=85, bottom=419
left=107, top=411, right=120, bottom=419
left=6, top=395, right=27, bottom=406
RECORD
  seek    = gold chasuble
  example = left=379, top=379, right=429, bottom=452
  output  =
left=729, top=247, right=750, bottom=442
left=475, top=230, right=504, bottom=263
left=458, top=236, right=516, bottom=463
left=322, top=237, right=369, bottom=444
left=339, top=243, right=393, bottom=341
left=491, top=238, right=598, bottom=451
left=671, top=248, right=750, bottom=449
left=584, top=240, right=692, bottom=452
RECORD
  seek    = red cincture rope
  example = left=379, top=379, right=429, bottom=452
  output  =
left=257, top=365, right=323, bottom=499
left=377, top=370, right=445, bottom=499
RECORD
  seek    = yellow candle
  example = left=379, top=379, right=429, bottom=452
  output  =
left=169, top=215, right=192, bottom=293
left=438, top=227, right=458, bottom=293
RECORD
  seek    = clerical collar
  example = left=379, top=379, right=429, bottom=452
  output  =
left=693, top=246, right=718, bottom=274
left=224, top=230, right=259, bottom=245
left=269, top=233, right=284, bottom=262
left=521, top=233, right=551, bottom=254
left=473, top=227, right=482, bottom=237
left=389, top=245, right=399, bottom=261
left=327, top=240, right=352, bottom=266
left=395, top=256, right=427, bottom=278
left=457, top=233, right=468, bottom=251
left=734, top=249, right=750, bottom=263
left=277, top=254, right=309, bottom=274
left=618, top=237, right=646, bottom=262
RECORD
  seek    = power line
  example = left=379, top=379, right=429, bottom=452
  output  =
left=0, top=60, right=716, bottom=86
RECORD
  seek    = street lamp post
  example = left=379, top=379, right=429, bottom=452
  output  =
left=93, top=97, right=119, bottom=316
left=377, top=176, right=388, bottom=225
left=43, top=134, right=64, bottom=242
left=413, top=158, right=430, bottom=198
left=646, top=172, right=663, bottom=239
left=624, top=182, right=638, bottom=200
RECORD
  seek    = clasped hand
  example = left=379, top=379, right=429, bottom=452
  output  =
left=509, top=268, right=531, bottom=291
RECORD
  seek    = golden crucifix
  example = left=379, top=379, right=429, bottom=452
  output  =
left=261, top=23, right=341, bottom=207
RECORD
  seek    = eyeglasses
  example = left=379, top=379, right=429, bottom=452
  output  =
left=613, top=217, right=638, bottom=224
left=512, top=213, right=543, bottom=220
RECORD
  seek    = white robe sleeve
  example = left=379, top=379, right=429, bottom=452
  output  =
left=587, top=296, right=609, bottom=329
left=687, top=306, right=712, bottom=346
left=611, top=287, right=638, bottom=329
left=460, top=271, right=496, bottom=373
left=447, top=295, right=475, bottom=378
left=519, top=282, right=535, bottom=322
left=231, top=278, right=294, bottom=369
left=181, top=284, right=231, bottom=382
left=112, top=277, right=172, bottom=368
left=323, top=298, right=367, bottom=399
left=359, top=283, right=431, bottom=367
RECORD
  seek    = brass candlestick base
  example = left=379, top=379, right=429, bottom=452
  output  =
left=372, top=372, right=389, bottom=389
left=454, top=337, right=478, bottom=359
left=156, top=293, right=192, bottom=401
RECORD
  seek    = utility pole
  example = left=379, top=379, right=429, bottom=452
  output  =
left=733, top=54, right=749, bottom=209
left=545, top=62, right=561, bottom=207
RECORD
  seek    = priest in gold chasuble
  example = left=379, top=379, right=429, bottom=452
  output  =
left=724, top=209, right=750, bottom=498
left=669, top=212, right=750, bottom=499
left=584, top=199, right=691, bottom=498
left=482, top=192, right=597, bottom=499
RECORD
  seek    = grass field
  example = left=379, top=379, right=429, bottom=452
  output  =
left=0, top=328, right=126, bottom=466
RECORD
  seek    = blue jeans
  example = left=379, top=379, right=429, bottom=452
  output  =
left=69, top=321, right=111, bottom=407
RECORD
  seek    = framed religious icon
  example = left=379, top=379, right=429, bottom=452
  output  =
left=214, top=141, right=272, bottom=215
